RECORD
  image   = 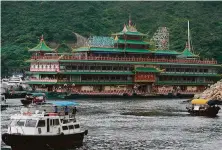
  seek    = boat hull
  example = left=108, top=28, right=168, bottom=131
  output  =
left=2, top=130, right=88, bottom=150
left=45, top=92, right=195, bottom=100
left=187, top=106, right=221, bottom=117
left=20, top=99, right=32, bottom=105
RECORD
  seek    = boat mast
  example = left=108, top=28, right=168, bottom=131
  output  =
left=188, top=20, right=190, bottom=51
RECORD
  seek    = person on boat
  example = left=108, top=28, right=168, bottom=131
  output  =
left=72, top=107, right=77, bottom=118
left=65, top=106, right=69, bottom=115
left=54, top=106, right=58, bottom=113
left=42, top=109, right=48, bottom=116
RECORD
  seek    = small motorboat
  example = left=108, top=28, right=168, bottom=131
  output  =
left=1, top=93, right=8, bottom=111
left=2, top=101, right=88, bottom=150
left=186, top=99, right=221, bottom=117
left=21, top=93, right=46, bottom=106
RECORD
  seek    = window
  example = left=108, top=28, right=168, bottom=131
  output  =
left=11, top=120, right=25, bottom=127
left=74, top=124, right=80, bottom=129
left=102, top=66, right=106, bottom=70
left=25, top=119, right=37, bottom=127
left=50, top=119, right=53, bottom=126
left=63, top=120, right=68, bottom=124
left=72, top=66, right=77, bottom=70
left=62, top=126, right=68, bottom=130
left=54, top=119, right=60, bottom=125
left=69, top=125, right=74, bottom=129
left=37, top=120, right=45, bottom=127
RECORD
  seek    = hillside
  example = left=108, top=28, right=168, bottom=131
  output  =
left=1, top=1, right=222, bottom=76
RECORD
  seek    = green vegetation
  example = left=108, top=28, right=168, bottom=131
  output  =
left=2, top=2, right=222, bottom=76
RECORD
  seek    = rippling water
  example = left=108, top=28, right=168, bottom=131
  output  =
left=1, top=98, right=222, bottom=150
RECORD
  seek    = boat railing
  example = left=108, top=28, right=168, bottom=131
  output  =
left=162, top=72, right=217, bottom=75
left=30, top=68, right=59, bottom=72
left=86, top=56, right=217, bottom=64
left=157, top=80, right=214, bottom=84
left=31, top=55, right=217, bottom=65
left=31, top=56, right=60, bottom=60
left=29, top=78, right=57, bottom=82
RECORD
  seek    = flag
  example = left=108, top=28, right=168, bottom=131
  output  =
left=41, top=34, right=44, bottom=41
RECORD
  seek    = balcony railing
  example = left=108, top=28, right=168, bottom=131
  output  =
left=28, top=79, right=57, bottom=82
left=31, top=56, right=60, bottom=60
left=156, top=81, right=214, bottom=85
left=161, top=72, right=218, bottom=75
left=30, top=68, right=59, bottom=72
left=30, top=55, right=218, bottom=65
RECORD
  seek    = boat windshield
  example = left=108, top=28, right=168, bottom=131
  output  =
left=25, top=119, right=37, bottom=127
left=10, top=119, right=37, bottom=127
left=10, top=120, right=26, bottom=127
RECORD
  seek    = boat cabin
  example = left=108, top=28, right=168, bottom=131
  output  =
left=8, top=109, right=81, bottom=135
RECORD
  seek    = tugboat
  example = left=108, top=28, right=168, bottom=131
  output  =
left=21, top=93, right=46, bottom=105
left=186, top=99, right=221, bottom=117
left=2, top=101, right=88, bottom=150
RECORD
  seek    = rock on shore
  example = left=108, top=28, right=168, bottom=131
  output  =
left=194, top=79, right=222, bottom=100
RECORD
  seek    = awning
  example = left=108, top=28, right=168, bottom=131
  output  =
left=191, top=99, right=208, bottom=105
left=49, top=101, right=79, bottom=106
left=135, top=67, right=160, bottom=73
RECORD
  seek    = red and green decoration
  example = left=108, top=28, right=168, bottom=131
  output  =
left=29, top=35, right=55, bottom=52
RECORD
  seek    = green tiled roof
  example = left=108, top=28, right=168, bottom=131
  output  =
left=73, top=47, right=151, bottom=54
left=73, top=47, right=89, bottom=52
left=74, top=47, right=179, bottom=55
left=135, top=67, right=160, bottom=73
left=112, top=31, right=146, bottom=36
left=125, top=48, right=151, bottom=53
left=153, top=50, right=180, bottom=55
left=29, top=39, right=55, bottom=52
left=115, top=39, right=149, bottom=45
left=90, top=47, right=123, bottom=53
left=178, top=48, right=199, bottom=58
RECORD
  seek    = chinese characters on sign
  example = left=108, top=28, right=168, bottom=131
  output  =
left=135, top=73, right=156, bottom=82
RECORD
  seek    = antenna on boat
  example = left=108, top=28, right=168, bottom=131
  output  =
left=187, top=20, right=195, bottom=54
left=188, top=20, right=190, bottom=51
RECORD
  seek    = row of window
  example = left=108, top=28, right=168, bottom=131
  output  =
left=165, top=68, right=215, bottom=73
left=62, top=124, right=80, bottom=130
left=31, top=65, right=59, bottom=69
left=81, top=76, right=132, bottom=81
left=61, top=66, right=132, bottom=71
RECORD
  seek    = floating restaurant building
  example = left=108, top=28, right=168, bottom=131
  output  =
left=26, top=20, right=221, bottom=98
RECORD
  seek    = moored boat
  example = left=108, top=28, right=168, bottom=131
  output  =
left=2, top=101, right=88, bottom=150
left=186, top=99, right=221, bottom=116
left=21, top=93, right=46, bottom=105
left=25, top=19, right=221, bottom=99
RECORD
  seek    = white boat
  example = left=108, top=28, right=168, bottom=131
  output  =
left=2, top=78, right=9, bottom=83
left=7, top=76, right=25, bottom=86
left=2, top=101, right=88, bottom=150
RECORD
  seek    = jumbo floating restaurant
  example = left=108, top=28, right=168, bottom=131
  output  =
left=25, top=19, right=221, bottom=99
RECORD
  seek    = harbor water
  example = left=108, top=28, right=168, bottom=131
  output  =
left=1, top=98, right=222, bottom=150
